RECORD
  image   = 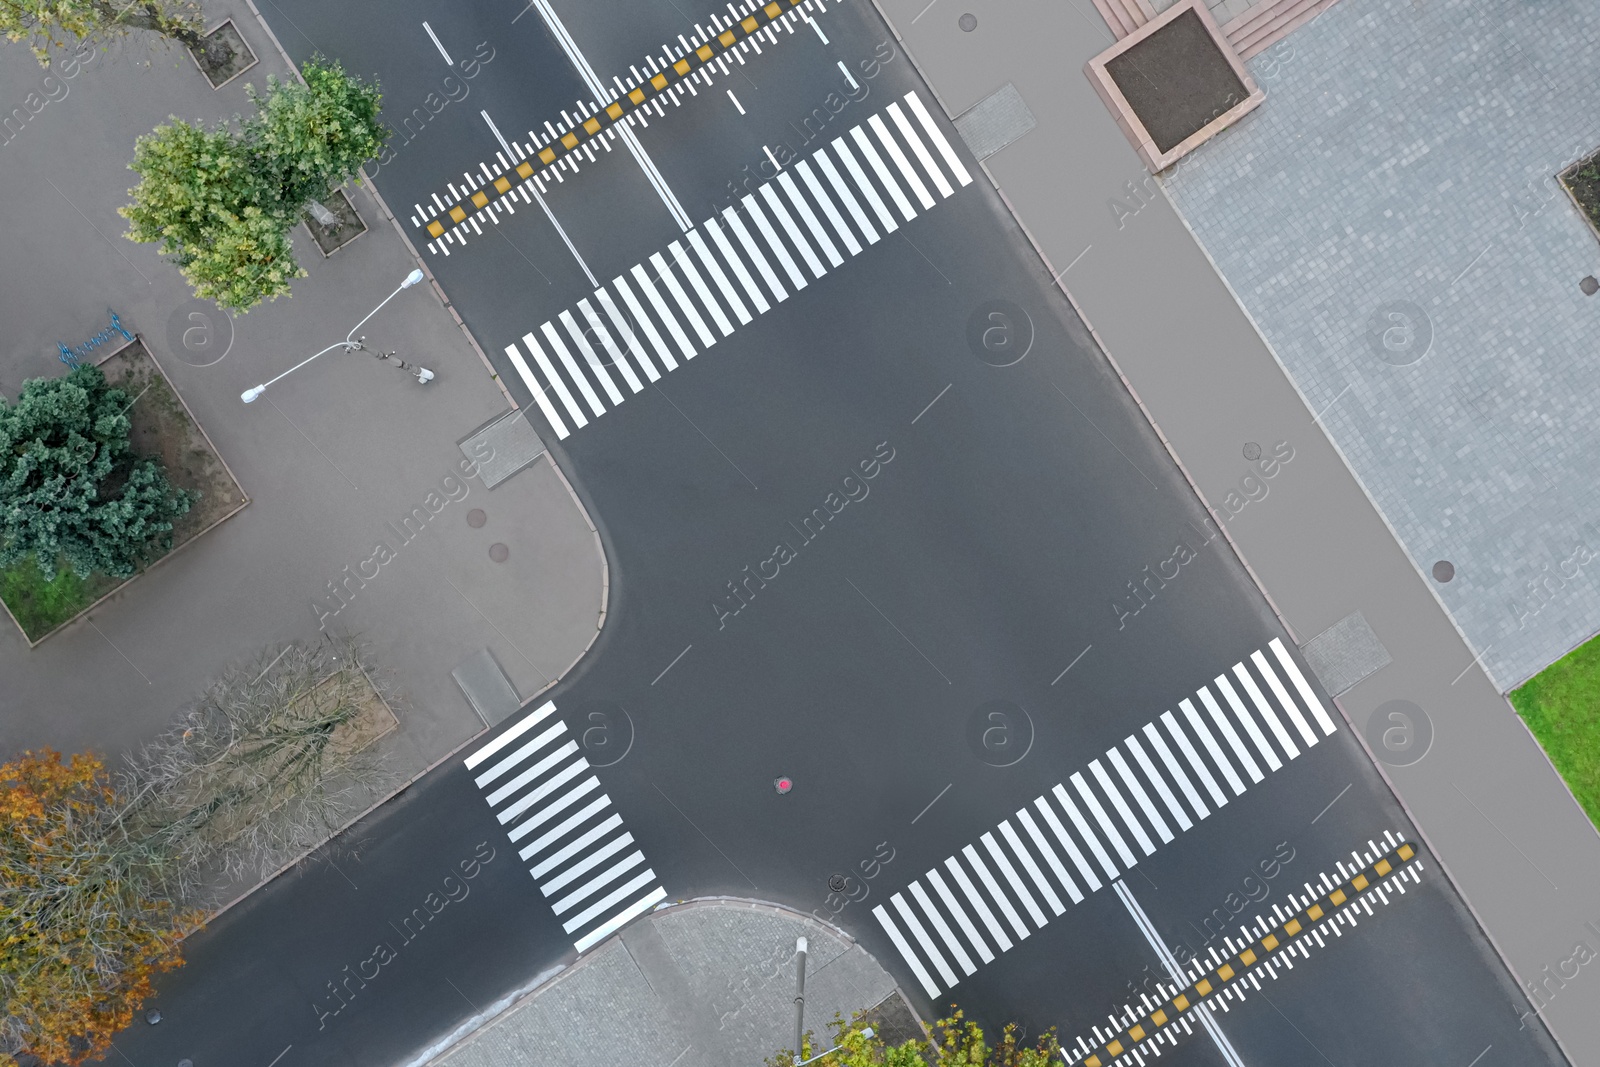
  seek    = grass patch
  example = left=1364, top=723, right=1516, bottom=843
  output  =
left=1509, top=634, right=1600, bottom=832
left=1560, top=151, right=1600, bottom=234
left=0, top=556, right=106, bottom=637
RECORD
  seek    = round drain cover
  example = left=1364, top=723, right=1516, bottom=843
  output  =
left=489, top=543, right=509, bottom=563
left=1242, top=442, right=1262, bottom=461
left=829, top=873, right=848, bottom=892
left=1432, top=560, right=1454, bottom=583
left=467, top=508, right=486, bottom=528
left=1581, top=276, right=1599, bottom=296
left=959, top=12, right=977, bottom=30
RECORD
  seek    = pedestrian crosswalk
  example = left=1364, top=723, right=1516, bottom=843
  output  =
left=464, top=700, right=666, bottom=952
left=873, top=639, right=1341, bottom=998
left=500, top=90, right=975, bottom=442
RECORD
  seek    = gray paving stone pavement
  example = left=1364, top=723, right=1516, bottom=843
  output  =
left=871, top=0, right=1600, bottom=1060
left=1159, top=0, right=1600, bottom=692
left=0, top=1, right=604, bottom=902
left=422, top=901, right=904, bottom=1067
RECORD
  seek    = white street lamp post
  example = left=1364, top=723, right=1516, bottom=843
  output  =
left=241, top=269, right=429, bottom=403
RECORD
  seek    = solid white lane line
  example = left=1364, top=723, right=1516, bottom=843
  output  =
left=520, top=333, right=589, bottom=428
left=1142, top=721, right=1210, bottom=820
left=498, top=759, right=590, bottom=825
left=573, top=886, right=667, bottom=952
left=541, top=322, right=606, bottom=417
left=533, top=816, right=626, bottom=880
left=1034, top=794, right=1102, bottom=892
left=926, top=867, right=995, bottom=963
left=650, top=251, right=716, bottom=347
left=507, top=777, right=601, bottom=841
left=1123, top=734, right=1192, bottom=833
left=519, top=796, right=612, bottom=861
left=611, top=274, right=678, bottom=373
left=559, top=310, right=624, bottom=404
left=486, top=739, right=580, bottom=806
left=777, top=171, right=843, bottom=266
left=686, top=229, right=752, bottom=324
left=669, top=239, right=735, bottom=336
left=1015, top=807, right=1083, bottom=903
left=503, top=343, right=570, bottom=439
left=741, top=194, right=808, bottom=289
left=1253, top=649, right=1318, bottom=747
left=1051, top=783, right=1120, bottom=881
left=887, top=100, right=954, bottom=197
left=963, top=843, right=1030, bottom=940
left=1090, top=758, right=1157, bottom=856
left=944, top=854, right=1012, bottom=952
left=577, top=298, right=643, bottom=393
left=1108, top=748, right=1174, bottom=844
left=813, top=148, right=881, bottom=243
left=850, top=125, right=917, bottom=221
left=1161, top=710, right=1228, bottom=808
left=540, top=831, right=633, bottom=895
left=529, top=183, right=598, bottom=287
left=999, top=821, right=1064, bottom=916
left=903, top=90, right=974, bottom=186
left=475, top=721, right=567, bottom=788
left=873, top=905, right=941, bottom=997
left=422, top=21, right=453, bottom=65
left=1198, top=685, right=1263, bottom=783
left=1072, top=771, right=1138, bottom=868
left=910, top=881, right=975, bottom=975
left=466, top=700, right=557, bottom=769
left=703, top=217, right=769, bottom=314
left=1271, top=638, right=1339, bottom=736
left=795, top=160, right=862, bottom=255
left=721, top=205, right=789, bottom=302
left=1180, top=697, right=1246, bottom=796
left=631, top=263, right=697, bottom=361
left=594, top=288, right=658, bottom=383
left=552, top=851, right=645, bottom=914
left=892, top=892, right=959, bottom=988
left=759, top=183, right=827, bottom=279
left=562, top=868, right=657, bottom=934
left=1214, top=672, right=1282, bottom=771
left=1233, top=662, right=1300, bottom=759
left=869, top=113, right=934, bottom=209
left=830, top=137, right=898, bottom=232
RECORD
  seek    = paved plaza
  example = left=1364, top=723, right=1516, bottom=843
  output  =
left=1161, top=0, right=1600, bottom=689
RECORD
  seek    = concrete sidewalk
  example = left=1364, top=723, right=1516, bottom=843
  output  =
left=0, top=0, right=604, bottom=900
left=867, top=0, right=1600, bottom=1062
left=416, top=900, right=918, bottom=1067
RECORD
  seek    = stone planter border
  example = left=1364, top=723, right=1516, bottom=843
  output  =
left=188, top=18, right=260, bottom=90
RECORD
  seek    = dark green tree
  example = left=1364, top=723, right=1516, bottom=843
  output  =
left=0, top=365, right=193, bottom=581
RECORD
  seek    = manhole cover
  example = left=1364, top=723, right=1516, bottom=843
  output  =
left=574, top=700, right=635, bottom=767
left=1364, top=699, right=1433, bottom=767
left=959, top=12, right=977, bottom=31
left=467, top=508, right=487, bottom=528
left=1581, top=275, right=1598, bottom=296
left=145, top=1009, right=162, bottom=1024
left=1242, top=442, right=1262, bottom=461
left=1365, top=300, right=1433, bottom=366
left=965, top=700, right=1035, bottom=767
left=966, top=300, right=1033, bottom=366
left=828, top=873, right=848, bottom=892
left=1432, top=560, right=1454, bottom=583
left=488, top=543, right=509, bottom=563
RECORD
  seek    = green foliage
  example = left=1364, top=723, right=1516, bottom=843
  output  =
left=120, top=54, right=387, bottom=311
left=771, top=1010, right=1061, bottom=1067
left=1510, top=634, right=1600, bottom=831
left=0, top=0, right=203, bottom=65
left=0, top=364, right=192, bottom=582
left=0, top=553, right=93, bottom=638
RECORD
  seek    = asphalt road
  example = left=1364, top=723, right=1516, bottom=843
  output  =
left=107, top=2, right=1568, bottom=1066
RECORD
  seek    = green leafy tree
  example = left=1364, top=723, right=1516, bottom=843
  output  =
left=772, top=1010, right=1062, bottom=1067
left=0, top=0, right=212, bottom=66
left=121, top=55, right=387, bottom=311
left=0, top=365, right=193, bottom=582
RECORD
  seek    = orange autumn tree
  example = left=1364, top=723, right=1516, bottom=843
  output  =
left=0, top=750, right=200, bottom=1066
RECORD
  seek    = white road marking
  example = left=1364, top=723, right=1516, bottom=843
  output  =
left=1142, top=720, right=1209, bottom=820
left=1272, top=638, right=1339, bottom=736
left=1051, top=782, right=1119, bottom=880
left=574, top=887, right=667, bottom=951
left=507, top=777, right=601, bottom=842
left=1108, top=747, right=1174, bottom=843
left=1162, top=710, right=1228, bottom=807
left=830, top=137, right=899, bottom=232
left=519, top=795, right=612, bottom=861
left=1090, top=758, right=1157, bottom=855
left=813, top=148, right=881, bottom=244
left=541, top=322, right=606, bottom=416
left=1233, top=661, right=1300, bottom=759
left=926, top=867, right=995, bottom=962
left=552, top=851, right=646, bottom=914
left=850, top=125, right=917, bottom=221
left=486, top=739, right=580, bottom=806
left=1253, top=649, right=1318, bottom=747
left=777, top=171, right=843, bottom=267
left=650, top=251, right=717, bottom=346
left=1123, top=733, right=1191, bottom=832
left=909, top=880, right=975, bottom=975
left=741, top=194, right=808, bottom=289
left=892, top=892, right=959, bottom=988
left=963, top=843, right=1031, bottom=940
left=903, top=90, right=974, bottom=186
left=669, top=239, right=736, bottom=336
left=1015, top=807, right=1083, bottom=903
left=795, top=159, right=862, bottom=255
left=577, top=298, right=644, bottom=393
left=999, top=821, right=1064, bottom=916
left=611, top=274, right=678, bottom=373
left=702, top=216, right=770, bottom=313
left=631, top=263, right=697, bottom=361
left=686, top=229, right=752, bottom=324
left=945, top=854, right=1013, bottom=951
left=559, top=310, right=624, bottom=405
left=759, top=183, right=827, bottom=278
left=1180, top=697, right=1247, bottom=796
left=1072, top=771, right=1137, bottom=868
left=1214, top=672, right=1282, bottom=771
left=870, top=113, right=934, bottom=208
left=537, top=824, right=630, bottom=889
left=504, top=343, right=570, bottom=439
left=423, top=21, right=453, bottom=65
left=1033, top=794, right=1101, bottom=892
left=873, top=905, right=940, bottom=997
left=475, top=721, right=567, bottom=788
left=594, top=287, right=660, bottom=382
left=720, top=206, right=789, bottom=303
left=465, top=700, right=557, bottom=769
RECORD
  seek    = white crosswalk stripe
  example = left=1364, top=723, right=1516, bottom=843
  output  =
left=1272, top=637, right=1340, bottom=736
left=1233, top=660, right=1300, bottom=760
left=464, top=700, right=667, bottom=954
left=870, top=642, right=1343, bottom=999
left=495, top=94, right=975, bottom=443
left=1254, top=648, right=1318, bottom=747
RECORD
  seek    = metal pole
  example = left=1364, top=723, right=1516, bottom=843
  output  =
left=793, top=936, right=808, bottom=1065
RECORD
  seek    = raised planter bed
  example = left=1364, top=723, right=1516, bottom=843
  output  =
left=1559, top=152, right=1600, bottom=246
left=0, top=338, right=249, bottom=645
left=302, top=187, right=368, bottom=257
left=188, top=18, right=259, bottom=90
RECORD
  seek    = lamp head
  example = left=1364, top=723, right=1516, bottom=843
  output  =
left=241, top=385, right=266, bottom=403
left=402, top=268, right=424, bottom=288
